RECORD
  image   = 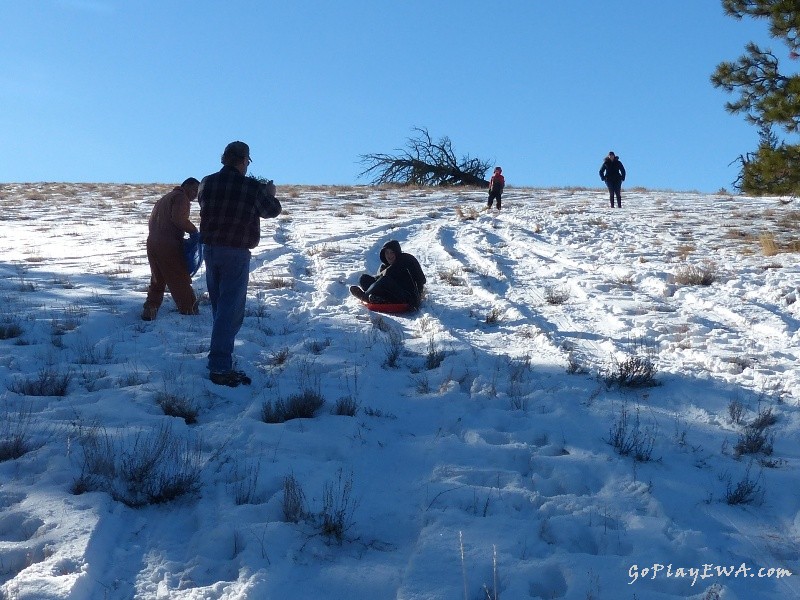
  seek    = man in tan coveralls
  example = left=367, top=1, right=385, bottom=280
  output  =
left=141, top=177, right=200, bottom=321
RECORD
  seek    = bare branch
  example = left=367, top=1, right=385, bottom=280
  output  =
left=358, top=127, right=492, bottom=187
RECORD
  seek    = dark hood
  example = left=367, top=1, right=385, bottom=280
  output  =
left=379, top=240, right=402, bottom=264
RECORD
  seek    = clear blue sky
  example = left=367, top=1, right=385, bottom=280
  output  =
left=0, top=1, right=783, bottom=192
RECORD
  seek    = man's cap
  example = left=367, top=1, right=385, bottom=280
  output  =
left=222, top=141, right=251, bottom=163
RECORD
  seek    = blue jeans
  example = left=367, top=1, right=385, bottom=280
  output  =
left=203, top=245, right=250, bottom=372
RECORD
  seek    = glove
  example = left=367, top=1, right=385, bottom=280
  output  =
left=188, top=231, right=200, bottom=242
left=601, top=176, right=606, bottom=182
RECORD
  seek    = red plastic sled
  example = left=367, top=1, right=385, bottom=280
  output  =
left=361, top=300, right=415, bottom=314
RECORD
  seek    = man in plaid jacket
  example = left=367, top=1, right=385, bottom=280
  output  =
left=198, top=141, right=282, bottom=387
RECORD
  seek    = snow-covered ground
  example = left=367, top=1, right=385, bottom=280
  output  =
left=0, top=183, right=798, bottom=600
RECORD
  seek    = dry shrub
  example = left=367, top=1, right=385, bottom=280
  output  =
left=455, top=205, right=480, bottom=221
left=332, top=396, right=359, bottom=416
left=156, top=391, right=199, bottom=425
left=485, top=307, right=502, bottom=324
left=750, top=405, right=777, bottom=430
left=673, top=262, right=717, bottom=286
left=723, top=227, right=751, bottom=240
left=604, top=338, right=659, bottom=388
left=606, top=404, right=657, bottom=462
left=73, top=422, right=203, bottom=507
left=544, top=285, right=570, bottom=305
left=760, top=233, right=779, bottom=256
left=252, top=276, right=294, bottom=290
left=614, top=273, right=636, bottom=287
left=282, top=469, right=358, bottom=544
left=785, top=239, right=800, bottom=253
left=723, top=462, right=764, bottom=505
left=0, top=402, right=38, bottom=462
left=0, top=320, right=23, bottom=340
left=8, top=367, right=72, bottom=396
left=439, top=268, right=466, bottom=286
left=733, top=405, right=777, bottom=459
left=424, top=337, right=446, bottom=370
left=320, top=469, right=357, bottom=543
left=605, top=355, right=658, bottom=388
left=261, top=389, right=325, bottom=423
left=382, top=327, right=404, bottom=367
left=282, top=473, right=308, bottom=523
left=777, top=210, right=800, bottom=227
left=676, top=244, right=695, bottom=260
left=728, top=398, right=745, bottom=425
left=734, top=426, right=774, bottom=457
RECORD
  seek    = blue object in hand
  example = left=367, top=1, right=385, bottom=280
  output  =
left=184, top=231, right=203, bottom=277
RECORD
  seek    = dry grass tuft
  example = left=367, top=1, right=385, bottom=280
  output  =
left=673, top=262, right=717, bottom=286
left=455, top=205, right=481, bottom=221
left=760, top=233, right=779, bottom=256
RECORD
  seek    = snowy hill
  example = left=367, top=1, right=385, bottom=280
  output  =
left=0, top=183, right=798, bottom=599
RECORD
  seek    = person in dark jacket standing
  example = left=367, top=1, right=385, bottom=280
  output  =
left=349, top=240, right=426, bottom=309
left=599, top=151, right=626, bottom=208
left=487, top=166, right=505, bottom=210
left=199, top=141, right=282, bottom=387
left=142, top=178, right=200, bottom=321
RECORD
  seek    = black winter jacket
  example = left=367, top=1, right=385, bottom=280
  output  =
left=375, top=240, right=426, bottom=306
left=599, top=157, right=626, bottom=184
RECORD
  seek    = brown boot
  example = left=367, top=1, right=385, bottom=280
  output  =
left=349, top=285, right=368, bottom=302
left=141, top=304, right=158, bottom=321
left=179, top=300, right=200, bottom=316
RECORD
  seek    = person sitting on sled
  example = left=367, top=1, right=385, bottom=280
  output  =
left=349, top=240, right=426, bottom=309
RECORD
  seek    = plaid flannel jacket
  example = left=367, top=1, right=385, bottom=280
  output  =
left=198, top=166, right=281, bottom=249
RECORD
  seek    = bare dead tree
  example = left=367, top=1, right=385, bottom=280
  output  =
left=358, top=127, right=492, bottom=187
